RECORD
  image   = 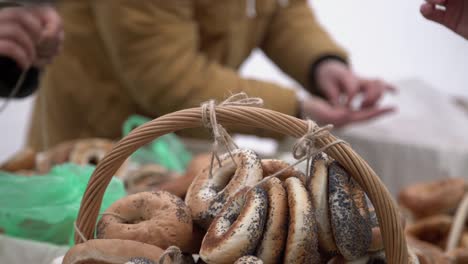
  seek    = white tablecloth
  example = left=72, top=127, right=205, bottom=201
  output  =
left=0, top=235, right=68, bottom=264
left=280, top=79, right=468, bottom=195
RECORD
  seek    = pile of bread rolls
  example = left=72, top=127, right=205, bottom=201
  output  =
left=0, top=138, right=180, bottom=194
left=62, top=148, right=442, bottom=264
left=399, top=177, right=468, bottom=263
left=0, top=139, right=117, bottom=175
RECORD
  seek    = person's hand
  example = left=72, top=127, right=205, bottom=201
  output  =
left=300, top=96, right=395, bottom=128
left=421, top=0, right=468, bottom=40
left=0, top=5, right=62, bottom=70
left=0, top=6, right=42, bottom=69
left=315, top=60, right=395, bottom=109
left=32, top=5, right=63, bottom=67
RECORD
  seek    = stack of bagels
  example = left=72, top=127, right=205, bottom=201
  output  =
left=0, top=138, right=181, bottom=194
left=0, top=138, right=121, bottom=176
left=63, top=148, right=436, bottom=264
left=399, top=177, right=468, bottom=263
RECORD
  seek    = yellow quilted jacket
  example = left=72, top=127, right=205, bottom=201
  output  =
left=28, top=0, right=347, bottom=150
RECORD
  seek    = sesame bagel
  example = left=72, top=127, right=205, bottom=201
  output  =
left=62, top=239, right=164, bottom=264
left=96, top=191, right=193, bottom=251
left=307, top=153, right=338, bottom=256
left=261, top=159, right=306, bottom=183
left=255, top=177, right=288, bottom=264
left=200, top=186, right=268, bottom=264
left=186, top=149, right=263, bottom=229
left=398, top=178, right=465, bottom=219
left=328, top=161, right=372, bottom=261
left=283, top=177, right=320, bottom=263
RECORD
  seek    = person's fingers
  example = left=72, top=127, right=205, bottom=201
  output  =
left=338, top=71, right=360, bottom=107
left=360, top=82, right=382, bottom=109
left=326, top=108, right=350, bottom=128
left=360, top=79, right=395, bottom=108
left=0, top=39, right=30, bottom=69
left=36, top=6, right=62, bottom=40
left=34, top=6, right=63, bottom=64
left=0, top=23, right=36, bottom=63
left=386, top=82, right=398, bottom=93
left=420, top=3, right=446, bottom=24
left=320, top=79, right=341, bottom=106
left=349, top=106, right=396, bottom=123
left=425, top=0, right=446, bottom=5
left=0, top=8, right=42, bottom=43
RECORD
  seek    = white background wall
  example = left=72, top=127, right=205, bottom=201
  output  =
left=1, top=0, right=468, bottom=162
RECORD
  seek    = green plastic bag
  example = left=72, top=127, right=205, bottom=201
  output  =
left=0, top=163, right=126, bottom=245
left=123, top=115, right=192, bottom=173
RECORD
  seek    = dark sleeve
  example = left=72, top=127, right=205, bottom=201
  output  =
left=307, top=55, right=348, bottom=97
left=0, top=56, right=39, bottom=98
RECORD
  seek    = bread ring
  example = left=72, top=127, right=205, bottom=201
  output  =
left=62, top=239, right=164, bottom=264
left=255, top=177, right=288, bottom=264
left=328, top=161, right=371, bottom=261
left=405, top=214, right=453, bottom=249
left=234, top=256, right=264, bottom=264
left=69, top=138, right=114, bottom=166
left=185, top=153, right=213, bottom=180
left=69, top=138, right=129, bottom=178
left=460, top=232, right=468, bottom=248
left=283, top=177, right=320, bottom=263
left=125, top=164, right=178, bottom=194
left=307, top=153, right=337, bottom=256
left=186, top=149, right=263, bottom=228
left=96, top=191, right=193, bottom=251
left=155, top=153, right=212, bottom=198
left=407, top=236, right=451, bottom=264
left=0, top=148, right=36, bottom=172
left=446, top=248, right=468, bottom=264
left=261, top=159, right=306, bottom=183
left=35, top=140, right=76, bottom=174
left=398, top=178, right=465, bottom=219
left=200, top=186, right=268, bottom=264
left=408, top=248, right=421, bottom=264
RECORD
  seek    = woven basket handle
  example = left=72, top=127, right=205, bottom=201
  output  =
left=74, top=106, right=408, bottom=264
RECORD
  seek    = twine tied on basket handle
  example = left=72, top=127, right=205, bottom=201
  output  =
left=201, top=92, right=264, bottom=177
left=74, top=221, right=88, bottom=243
left=74, top=212, right=131, bottom=243
left=158, top=246, right=183, bottom=264
left=263, top=120, right=347, bottom=182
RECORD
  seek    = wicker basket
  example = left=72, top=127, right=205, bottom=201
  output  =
left=73, top=106, right=409, bottom=263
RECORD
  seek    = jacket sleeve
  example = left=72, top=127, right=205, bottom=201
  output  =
left=91, top=0, right=298, bottom=119
left=261, top=0, right=348, bottom=92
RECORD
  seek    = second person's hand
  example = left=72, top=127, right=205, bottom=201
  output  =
left=300, top=96, right=396, bottom=128
left=421, top=0, right=468, bottom=39
left=315, top=60, right=396, bottom=109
